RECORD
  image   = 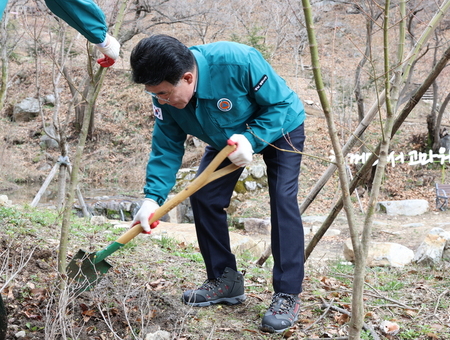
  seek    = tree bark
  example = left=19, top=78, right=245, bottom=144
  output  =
left=57, top=0, right=129, bottom=278
left=0, top=12, right=8, bottom=111
left=31, top=163, right=60, bottom=208
left=433, top=92, right=450, bottom=152
left=305, top=43, right=450, bottom=261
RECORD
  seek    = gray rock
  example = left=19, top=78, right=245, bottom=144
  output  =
left=0, top=195, right=12, bottom=207
left=244, top=181, right=257, bottom=191
left=414, top=228, right=450, bottom=266
left=239, top=167, right=249, bottom=179
left=13, top=97, right=40, bottom=122
left=377, top=199, right=429, bottom=216
left=37, top=163, right=52, bottom=172
left=440, top=135, right=450, bottom=153
left=15, top=331, right=27, bottom=338
left=40, top=134, right=59, bottom=149
left=145, top=330, right=171, bottom=340
left=302, top=215, right=327, bottom=224
left=166, top=199, right=188, bottom=224
left=325, top=229, right=341, bottom=237
left=238, top=218, right=270, bottom=235
left=344, top=239, right=414, bottom=267
left=250, top=164, right=266, bottom=179
left=43, top=94, right=56, bottom=106
left=429, top=227, right=450, bottom=240
left=401, top=223, right=425, bottom=228
left=90, top=215, right=108, bottom=226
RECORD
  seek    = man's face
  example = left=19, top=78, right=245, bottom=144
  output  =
left=144, top=72, right=196, bottom=109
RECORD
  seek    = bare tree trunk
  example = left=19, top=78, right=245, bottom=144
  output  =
left=348, top=1, right=397, bottom=336
left=256, top=0, right=450, bottom=272
left=74, top=77, right=88, bottom=131
left=354, top=5, right=380, bottom=130
left=301, top=4, right=360, bottom=338
left=57, top=0, right=129, bottom=277
left=0, top=13, right=8, bottom=111
left=58, top=69, right=107, bottom=275
left=433, top=92, right=450, bottom=152
left=305, top=43, right=450, bottom=261
left=56, top=163, right=68, bottom=209
left=426, top=36, right=440, bottom=149
left=299, top=0, right=450, bottom=215
left=31, top=163, right=60, bottom=208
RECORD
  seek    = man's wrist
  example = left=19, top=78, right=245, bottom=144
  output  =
left=144, top=198, right=159, bottom=206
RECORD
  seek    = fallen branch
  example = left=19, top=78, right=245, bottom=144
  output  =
left=433, top=289, right=449, bottom=315
left=303, top=298, right=335, bottom=331
left=331, top=274, right=420, bottom=311
left=320, top=298, right=381, bottom=340
left=429, top=289, right=450, bottom=326
left=362, top=292, right=419, bottom=311
left=363, top=282, right=420, bottom=310
left=255, top=244, right=271, bottom=266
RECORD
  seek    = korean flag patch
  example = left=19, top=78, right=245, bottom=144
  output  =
left=153, top=105, right=163, bottom=120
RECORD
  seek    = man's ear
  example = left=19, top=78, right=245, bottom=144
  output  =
left=183, top=72, right=195, bottom=84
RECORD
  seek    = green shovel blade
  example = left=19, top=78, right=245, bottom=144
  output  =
left=67, top=240, right=125, bottom=292
left=66, top=249, right=113, bottom=293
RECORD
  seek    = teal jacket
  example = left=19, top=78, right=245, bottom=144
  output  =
left=145, top=41, right=306, bottom=205
left=0, top=0, right=107, bottom=44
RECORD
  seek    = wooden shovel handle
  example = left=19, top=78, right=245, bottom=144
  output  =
left=117, top=144, right=239, bottom=245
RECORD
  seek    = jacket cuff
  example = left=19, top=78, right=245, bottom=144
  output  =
left=145, top=194, right=164, bottom=206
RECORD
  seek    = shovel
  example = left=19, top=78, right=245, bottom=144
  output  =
left=66, top=143, right=239, bottom=292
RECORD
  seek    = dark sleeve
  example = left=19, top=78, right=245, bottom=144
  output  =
left=144, top=105, right=187, bottom=205
left=44, top=0, right=107, bottom=44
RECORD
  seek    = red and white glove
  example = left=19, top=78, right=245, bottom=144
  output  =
left=227, top=134, right=254, bottom=167
left=97, top=55, right=115, bottom=67
left=95, top=33, right=120, bottom=67
left=130, top=198, right=160, bottom=234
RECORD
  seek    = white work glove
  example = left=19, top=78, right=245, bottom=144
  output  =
left=130, top=198, right=160, bottom=234
left=227, top=134, right=254, bottom=167
left=95, top=33, right=121, bottom=60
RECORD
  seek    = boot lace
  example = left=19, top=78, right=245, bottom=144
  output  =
left=269, top=293, right=297, bottom=315
left=199, top=278, right=223, bottom=291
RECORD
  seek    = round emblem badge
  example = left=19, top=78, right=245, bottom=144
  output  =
left=217, top=98, right=232, bottom=112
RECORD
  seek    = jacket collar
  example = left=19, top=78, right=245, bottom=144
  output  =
left=191, top=49, right=214, bottom=100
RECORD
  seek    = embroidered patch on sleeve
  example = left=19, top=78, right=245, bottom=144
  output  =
left=153, top=105, right=163, bottom=120
left=254, top=75, right=268, bottom=92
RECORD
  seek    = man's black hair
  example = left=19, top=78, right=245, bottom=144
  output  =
left=130, top=34, right=195, bottom=86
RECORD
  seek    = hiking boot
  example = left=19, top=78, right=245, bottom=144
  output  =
left=260, top=293, right=300, bottom=333
left=182, top=267, right=246, bottom=307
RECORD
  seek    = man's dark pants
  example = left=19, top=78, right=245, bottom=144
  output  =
left=190, top=123, right=305, bottom=294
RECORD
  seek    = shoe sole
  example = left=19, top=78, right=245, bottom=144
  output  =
left=260, top=315, right=299, bottom=334
left=259, top=325, right=287, bottom=334
left=183, top=294, right=246, bottom=307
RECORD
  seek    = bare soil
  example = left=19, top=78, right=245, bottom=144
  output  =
left=1, top=3, right=450, bottom=339
left=1, top=205, right=450, bottom=340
